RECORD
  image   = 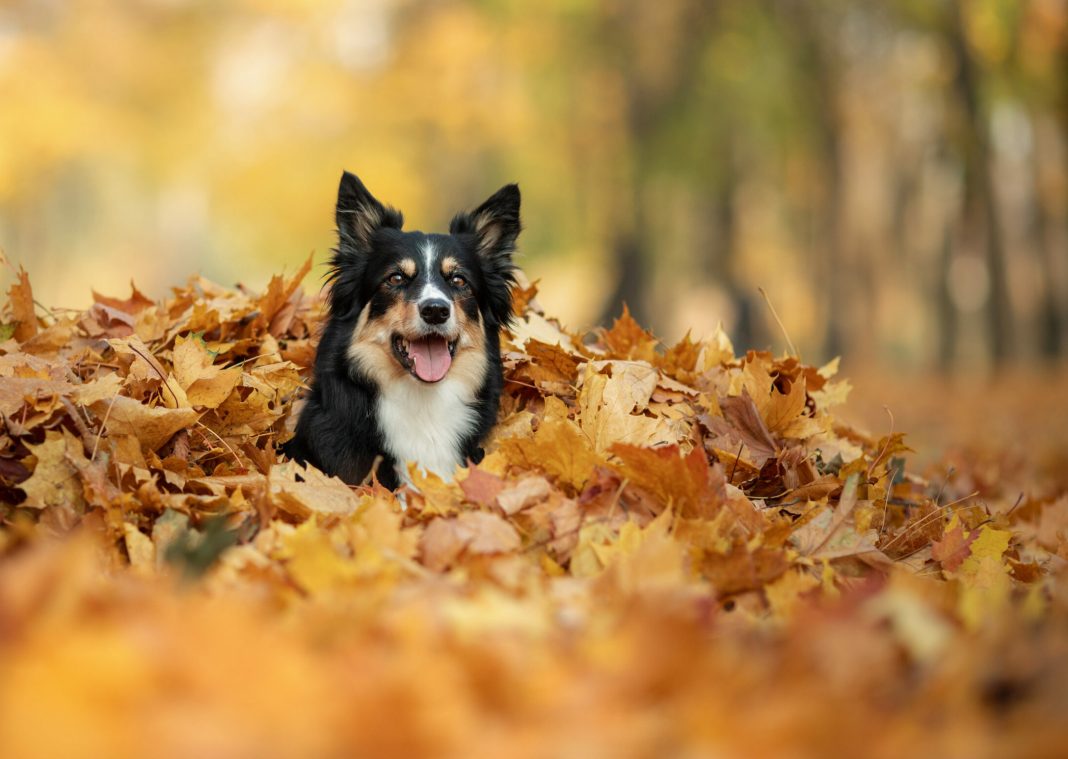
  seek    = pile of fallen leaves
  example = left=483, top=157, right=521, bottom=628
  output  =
left=1, top=260, right=1066, bottom=758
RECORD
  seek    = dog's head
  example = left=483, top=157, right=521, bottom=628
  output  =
left=327, top=171, right=519, bottom=386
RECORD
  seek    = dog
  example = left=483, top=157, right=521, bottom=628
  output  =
left=283, top=171, right=519, bottom=489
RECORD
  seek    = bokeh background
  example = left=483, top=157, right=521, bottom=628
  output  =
left=1, top=0, right=1066, bottom=376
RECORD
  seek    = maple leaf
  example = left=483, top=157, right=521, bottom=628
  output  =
left=278, top=519, right=361, bottom=594
left=697, top=323, right=736, bottom=370
left=763, top=375, right=814, bottom=438
left=931, top=514, right=979, bottom=572
left=269, top=460, right=361, bottom=519
left=170, top=334, right=242, bottom=409
left=497, top=397, right=600, bottom=492
left=518, top=339, right=579, bottom=389
left=19, top=430, right=88, bottom=511
left=495, top=475, right=551, bottom=515
left=955, top=524, right=1014, bottom=630
left=599, top=304, right=658, bottom=361
left=0, top=376, right=74, bottom=418
left=419, top=511, right=521, bottom=572
left=702, top=544, right=789, bottom=596
left=598, top=510, right=690, bottom=593
left=459, top=465, right=506, bottom=509
left=6, top=266, right=39, bottom=342
left=89, top=395, right=199, bottom=452
left=510, top=280, right=539, bottom=317
left=578, top=363, right=685, bottom=454
left=610, top=444, right=725, bottom=519
left=704, top=388, right=778, bottom=466
left=656, top=331, right=702, bottom=382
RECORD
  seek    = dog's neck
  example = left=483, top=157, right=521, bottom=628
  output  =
left=374, top=375, right=481, bottom=484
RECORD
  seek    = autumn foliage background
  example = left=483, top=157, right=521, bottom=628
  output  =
left=2, top=1, right=1068, bottom=757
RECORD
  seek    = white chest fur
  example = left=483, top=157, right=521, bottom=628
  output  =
left=375, top=375, right=479, bottom=484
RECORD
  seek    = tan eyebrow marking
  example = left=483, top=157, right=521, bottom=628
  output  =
left=399, top=258, right=416, bottom=277
left=442, top=256, right=459, bottom=276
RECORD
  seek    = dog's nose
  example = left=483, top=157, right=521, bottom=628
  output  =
left=419, top=299, right=451, bottom=325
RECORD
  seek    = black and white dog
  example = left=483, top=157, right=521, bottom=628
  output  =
left=284, top=171, right=519, bottom=489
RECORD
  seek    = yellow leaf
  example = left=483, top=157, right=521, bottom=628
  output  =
left=605, top=509, right=688, bottom=594
left=956, top=525, right=1013, bottom=630
left=19, top=430, right=88, bottom=510
left=89, top=396, right=199, bottom=452
left=763, top=375, right=807, bottom=435
left=123, top=524, right=156, bottom=574
left=269, top=461, right=361, bottom=519
left=419, top=511, right=520, bottom=572
left=699, top=323, right=736, bottom=370
left=279, top=520, right=358, bottom=595
left=578, top=364, right=681, bottom=454
left=171, top=335, right=242, bottom=409
left=765, top=568, right=820, bottom=621
left=497, top=397, right=600, bottom=492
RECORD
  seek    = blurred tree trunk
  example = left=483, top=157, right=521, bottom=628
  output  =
left=937, top=227, right=959, bottom=370
left=700, top=142, right=756, bottom=350
left=945, top=0, right=1013, bottom=365
left=596, top=0, right=717, bottom=327
left=777, top=0, right=847, bottom=360
left=1029, top=122, right=1063, bottom=361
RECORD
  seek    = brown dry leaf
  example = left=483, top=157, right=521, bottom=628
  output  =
left=19, top=430, right=88, bottom=510
left=72, top=372, right=124, bottom=406
left=497, top=397, right=600, bottom=492
left=520, top=339, right=579, bottom=388
left=931, top=514, right=978, bottom=572
left=269, top=461, right=360, bottom=518
left=459, top=465, right=505, bottom=508
left=763, top=375, right=808, bottom=436
left=705, top=388, right=778, bottom=466
left=510, top=280, right=539, bottom=316
left=123, top=524, right=156, bottom=573
left=171, top=335, right=242, bottom=409
left=496, top=475, right=551, bottom=515
left=0, top=377, right=73, bottom=417
left=703, top=544, right=790, bottom=596
left=599, top=304, right=658, bottom=362
left=93, top=283, right=155, bottom=315
left=419, top=511, right=521, bottom=572
left=657, top=331, right=701, bottom=382
left=698, top=323, right=735, bottom=370
left=7, top=266, right=39, bottom=342
left=610, top=444, right=725, bottom=519
left=578, top=364, right=682, bottom=453
left=89, top=396, right=199, bottom=452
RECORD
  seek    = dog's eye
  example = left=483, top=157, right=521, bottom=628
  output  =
left=386, top=273, right=405, bottom=287
left=450, top=274, right=467, bottom=289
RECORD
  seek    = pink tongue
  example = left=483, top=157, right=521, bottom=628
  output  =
left=409, top=336, right=452, bottom=382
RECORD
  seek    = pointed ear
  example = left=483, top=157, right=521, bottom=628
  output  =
left=450, top=183, right=521, bottom=261
left=450, top=184, right=521, bottom=326
left=335, top=171, right=403, bottom=252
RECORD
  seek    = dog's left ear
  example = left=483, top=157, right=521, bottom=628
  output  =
left=450, top=184, right=521, bottom=325
left=451, top=184, right=521, bottom=262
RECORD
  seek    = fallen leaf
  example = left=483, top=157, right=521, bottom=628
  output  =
left=19, top=430, right=88, bottom=510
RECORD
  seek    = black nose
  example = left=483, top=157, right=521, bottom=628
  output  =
left=419, top=299, right=451, bottom=325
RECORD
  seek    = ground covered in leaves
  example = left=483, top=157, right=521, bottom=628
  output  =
left=1, top=261, right=1067, bottom=758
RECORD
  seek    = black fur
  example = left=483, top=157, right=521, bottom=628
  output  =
left=283, top=171, right=519, bottom=488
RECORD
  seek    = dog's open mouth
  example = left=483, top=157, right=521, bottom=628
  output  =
left=392, top=334, right=458, bottom=383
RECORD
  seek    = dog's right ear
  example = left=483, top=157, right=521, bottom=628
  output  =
left=335, top=171, right=403, bottom=252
